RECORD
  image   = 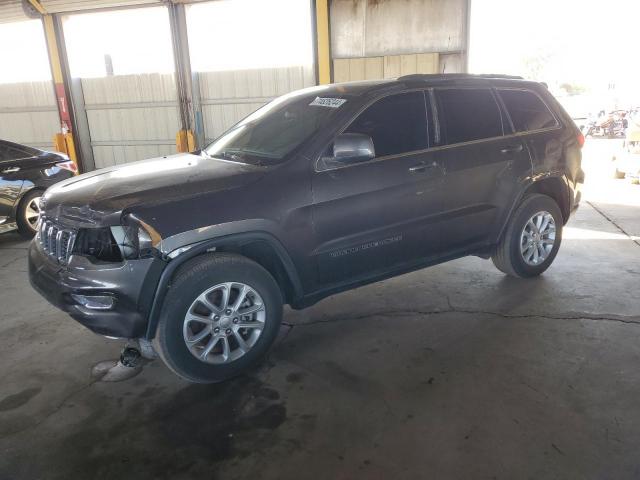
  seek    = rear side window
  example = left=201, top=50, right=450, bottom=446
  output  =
left=499, top=89, right=558, bottom=132
left=345, top=91, right=428, bottom=157
left=434, top=89, right=503, bottom=145
left=0, top=144, right=29, bottom=162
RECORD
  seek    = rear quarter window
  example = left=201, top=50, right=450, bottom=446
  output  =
left=434, top=88, right=503, bottom=145
left=498, top=89, right=559, bottom=132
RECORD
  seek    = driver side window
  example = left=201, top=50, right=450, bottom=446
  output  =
left=344, top=91, right=428, bottom=157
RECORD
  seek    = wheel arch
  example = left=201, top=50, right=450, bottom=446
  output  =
left=11, top=185, right=43, bottom=221
left=494, top=175, right=570, bottom=247
left=522, top=176, right=571, bottom=224
left=144, top=231, right=303, bottom=339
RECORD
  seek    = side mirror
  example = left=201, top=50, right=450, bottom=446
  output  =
left=332, top=133, right=375, bottom=164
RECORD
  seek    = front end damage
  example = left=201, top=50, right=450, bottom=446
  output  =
left=28, top=202, right=167, bottom=340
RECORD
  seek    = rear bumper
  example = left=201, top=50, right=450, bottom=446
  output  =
left=28, top=240, right=159, bottom=338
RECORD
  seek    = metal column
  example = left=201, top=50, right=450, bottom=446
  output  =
left=28, top=0, right=81, bottom=169
left=463, top=0, right=472, bottom=73
left=168, top=2, right=197, bottom=153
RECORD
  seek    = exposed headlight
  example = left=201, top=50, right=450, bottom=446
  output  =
left=73, top=216, right=161, bottom=262
left=74, top=227, right=122, bottom=262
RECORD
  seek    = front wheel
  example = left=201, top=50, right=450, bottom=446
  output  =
left=153, top=253, right=283, bottom=383
left=492, top=194, right=563, bottom=278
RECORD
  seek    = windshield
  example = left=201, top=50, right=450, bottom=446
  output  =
left=204, top=90, right=349, bottom=165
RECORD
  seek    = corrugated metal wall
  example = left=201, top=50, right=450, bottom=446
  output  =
left=198, top=65, right=315, bottom=142
left=333, top=53, right=440, bottom=82
left=72, top=66, right=314, bottom=169
left=80, top=73, right=180, bottom=168
left=0, top=81, right=58, bottom=150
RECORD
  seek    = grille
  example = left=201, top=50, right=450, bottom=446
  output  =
left=38, top=219, right=77, bottom=265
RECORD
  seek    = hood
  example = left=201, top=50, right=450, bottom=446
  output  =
left=42, top=153, right=267, bottom=227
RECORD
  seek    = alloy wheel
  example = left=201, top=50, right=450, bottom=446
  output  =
left=182, top=282, right=266, bottom=364
left=520, top=210, right=556, bottom=266
left=25, top=196, right=41, bottom=230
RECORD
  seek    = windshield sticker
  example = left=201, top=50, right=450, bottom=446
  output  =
left=310, top=97, right=347, bottom=108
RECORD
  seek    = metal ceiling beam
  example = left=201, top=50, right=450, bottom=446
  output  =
left=26, top=0, right=47, bottom=15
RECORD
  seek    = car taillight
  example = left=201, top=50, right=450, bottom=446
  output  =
left=57, top=160, right=78, bottom=174
left=577, top=132, right=585, bottom=148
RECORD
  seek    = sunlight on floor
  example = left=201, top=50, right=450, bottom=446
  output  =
left=563, top=226, right=637, bottom=241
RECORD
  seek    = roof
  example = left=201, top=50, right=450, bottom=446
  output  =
left=314, top=74, right=537, bottom=99
left=397, top=74, right=525, bottom=82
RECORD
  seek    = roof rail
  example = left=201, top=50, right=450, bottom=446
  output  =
left=398, top=73, right=524, bottom=82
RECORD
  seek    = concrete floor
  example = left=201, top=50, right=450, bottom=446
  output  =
left=1, top=141, right=640, bottom=479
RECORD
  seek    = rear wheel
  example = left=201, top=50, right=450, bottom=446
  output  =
left=16, top=190, right=42, bottom=238
left=492, top=194, right=563, bottom=278
left=153, top=253, right=283, bottom=383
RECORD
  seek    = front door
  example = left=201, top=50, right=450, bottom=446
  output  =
left=311, top=91, right=446, bottom=285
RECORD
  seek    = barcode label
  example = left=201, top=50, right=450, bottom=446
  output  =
left=310, top=97, right=347, bottom=108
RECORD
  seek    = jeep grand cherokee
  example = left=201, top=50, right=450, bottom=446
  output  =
left=29, top=74, right=584, bottom=383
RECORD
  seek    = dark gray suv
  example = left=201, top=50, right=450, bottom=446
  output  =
left=29, top=74, right=584, bottom=383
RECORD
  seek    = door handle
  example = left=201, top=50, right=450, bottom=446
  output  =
left=500, top=144, right=523, bottom=154
left=408, top=161, right=439, bottom=173
left=1, top=167, right=20, bottom=174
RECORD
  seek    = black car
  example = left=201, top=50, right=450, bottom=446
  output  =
left=0, top=140, right=76, bottom=237
left=29, top=74, right=584, bottom=383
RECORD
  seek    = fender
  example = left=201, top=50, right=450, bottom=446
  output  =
left=143, top=231, right=303, bottom=339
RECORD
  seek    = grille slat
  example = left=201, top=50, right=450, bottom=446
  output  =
left=38, top=219, right=76, bottom=265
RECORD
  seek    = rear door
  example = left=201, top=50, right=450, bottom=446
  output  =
left=432, top=87, right=532, bottom=252
left=311, top=90, right=446, bottom=285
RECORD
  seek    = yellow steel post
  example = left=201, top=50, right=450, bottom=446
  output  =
left=315, top=0, right=331, bottom=85
left=176, top=130, right=190, bottom=153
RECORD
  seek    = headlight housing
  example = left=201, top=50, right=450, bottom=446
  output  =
left=74, top=215, right=161, bottom=262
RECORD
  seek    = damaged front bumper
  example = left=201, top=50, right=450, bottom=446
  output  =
left=28, top=239, right=164, bottom=338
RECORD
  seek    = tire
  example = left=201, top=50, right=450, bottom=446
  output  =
left=16, top=189, right=42, bottom=238
left=153, top=253, right=283, bottom=383
left=491, top=194, right=563, bottom=278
